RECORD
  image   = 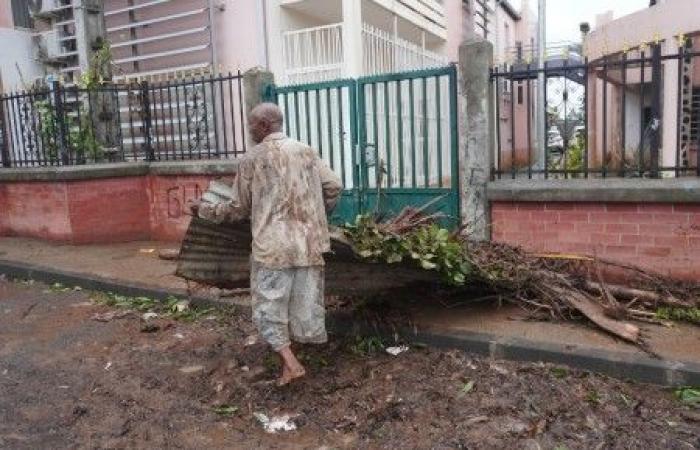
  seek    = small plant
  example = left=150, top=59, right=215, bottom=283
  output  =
left=656, top=307, right=700, bottom=325
left=212, top=405, right=238, bottom=417
left=349, top=335, right=384, bottom=356
left=457, top=380, right=475, bottom=398
left=550, top=367, right=568, bottom=379
left=586, top=390, right=601, bottom=405
left=674, top=387, right=700, bottom=404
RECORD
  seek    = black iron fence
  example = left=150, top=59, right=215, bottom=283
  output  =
left=0, top=71, right=247, bottom=168
left=490, top=42, right=700, bottom=179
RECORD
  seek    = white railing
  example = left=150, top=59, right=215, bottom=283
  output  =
left=362, top=23, right=448, bottom=76
left=281, top=22, right=448, bottom=84
left=282, top=23, right=344, bottom=85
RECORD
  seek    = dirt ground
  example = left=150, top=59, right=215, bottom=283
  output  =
left=0, top=278, right=698, bottom=450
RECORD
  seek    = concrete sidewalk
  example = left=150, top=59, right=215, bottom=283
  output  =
left=0, top=236, right=698, bottom=385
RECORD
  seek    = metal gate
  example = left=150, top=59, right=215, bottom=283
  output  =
left=273, top=65, right=459, bottom=227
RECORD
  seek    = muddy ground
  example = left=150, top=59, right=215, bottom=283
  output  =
left=0, top=278, right=698, bottom=450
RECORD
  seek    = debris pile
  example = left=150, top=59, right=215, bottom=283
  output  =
left=175, top=181, right=699, bottom=348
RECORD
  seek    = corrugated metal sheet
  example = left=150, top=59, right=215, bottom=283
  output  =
left=176, top=181, right=442, bottom=294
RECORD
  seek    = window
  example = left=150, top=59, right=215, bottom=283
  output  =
left=11, top=0, right=33, bottom=29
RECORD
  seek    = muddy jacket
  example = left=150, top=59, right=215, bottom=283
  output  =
left=199, top=132, right=342, bottom=269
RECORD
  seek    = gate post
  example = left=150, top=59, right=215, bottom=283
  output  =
left=242, top=68, right=275, bottom=148
left=458, top=38, right=494, bottom=241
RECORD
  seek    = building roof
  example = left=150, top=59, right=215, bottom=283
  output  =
left=497, top=0, right=521, bottom=21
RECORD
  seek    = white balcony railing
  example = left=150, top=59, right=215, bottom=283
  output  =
left=282, top=23, right=344, bottom=85
left=282, top=22, right=448, bottom=84
left=362, top=23, right=448, bottom=76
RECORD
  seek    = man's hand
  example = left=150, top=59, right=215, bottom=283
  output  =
left=187, top=199, right=202, bottom=217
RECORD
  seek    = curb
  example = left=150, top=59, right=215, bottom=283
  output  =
left=1, top=259, right=699, bottom=387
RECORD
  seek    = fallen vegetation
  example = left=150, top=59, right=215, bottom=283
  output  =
left=341, top=208, right=700, bottom=349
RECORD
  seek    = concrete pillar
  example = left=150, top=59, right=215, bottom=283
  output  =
left=242, top=67, right=275, bottom=147
left=73, top=0, right=108, bottom=76
left=74, top=0, right=119, bottom=161
left=661, top=40, right=679, bottom=172
left=342, top=0, right=363, bottom=77
left=458, top=39, right=494, bottom=241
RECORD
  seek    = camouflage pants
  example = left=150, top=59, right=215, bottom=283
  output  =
left=250, top=262, right=327, bottom=351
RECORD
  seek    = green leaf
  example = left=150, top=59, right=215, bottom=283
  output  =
left=420, top=260, right=438, bottom=270
left=213, top=405, right=238, bottom=416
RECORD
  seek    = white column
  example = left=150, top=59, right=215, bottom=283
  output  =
left=661, top=39, right=679, bottom=173
left=342, top=0, right=363, bottom=77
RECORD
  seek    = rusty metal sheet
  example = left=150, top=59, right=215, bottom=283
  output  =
left=176, top=180, right=442, bottom=294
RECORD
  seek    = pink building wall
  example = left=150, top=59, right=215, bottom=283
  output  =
left=0, top=0, right=12, bottom=29
left=585, top=0, right=700, bottom=173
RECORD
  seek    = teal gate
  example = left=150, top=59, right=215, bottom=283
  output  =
left=273, top=65, right=459, bottom=228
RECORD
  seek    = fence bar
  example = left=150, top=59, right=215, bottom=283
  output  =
left=602, top=55, right=608, bottom=178
left=293, top=90, right=301, bottom=141
left=210, top=74, right=220, bottom=156
left=201, top=75, right=212, bottom=159
left=510, top=68, right=516, bottom=179
left=396, top=79, right=405, bottom=188
left=237, top=73, right=246, bottom=151
left=27, top=91, right=41, bottom=166
left=493, top=66, right=501, bottom=179
left=51, top=81, right=69, bottom=165
left=327, top=87, right=335, bottom=170
left=371, top=83, right=378, bottom=181
left=338, top=86, right=347, bottom=186
left=384, top=82, right=391, bottom=188
left=583, top=57, right=589, bottom=178
left=140, top=81, right=154, bottom=161
left=304, top=90, right=311, bottom=146
left=315, top=90, right=323, bottom=159
left=650, top=43, right=662, bottom=177
left=526, top=64, right=532, bottom=179
left=639, top=50, right=646, bottom=177
left=435, top=75, right=443, bottom=187
left=543, top=61, right=549, bottom=179
left=409, top=78, right=416, bottom=187
left=422, top=77, right=429, bottom=187
left=676, top=44, right=683, bottom=176
left=174, top=82, right=185, bottom=159
left=1, top=96, right=12, bottom=167
left=621, top=52, right=627, bottom=160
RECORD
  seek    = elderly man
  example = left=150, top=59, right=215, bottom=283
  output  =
left=195, top=103, right=342, bottom=385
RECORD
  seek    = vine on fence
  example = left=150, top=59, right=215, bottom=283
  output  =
left=31, top=41, right=112, bottom=163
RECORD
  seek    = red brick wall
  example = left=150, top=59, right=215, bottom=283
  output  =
left=0, top=174, right=225, bottom=244
left=0, top=182, right=72, bottom=241
left=491, top=202, right=700, bottom=280
left=67, top=177, right=151, bottom=244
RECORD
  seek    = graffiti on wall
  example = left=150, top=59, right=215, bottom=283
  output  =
left=165, top=183, right=204, bottom=219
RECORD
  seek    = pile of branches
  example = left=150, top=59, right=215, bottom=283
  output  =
left=343, top=207, right=700, bottom=348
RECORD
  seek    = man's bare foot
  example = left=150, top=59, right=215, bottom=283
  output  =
left=276, top=345, right=306, bottom=386
left=277, top=363, right=306, bottom=386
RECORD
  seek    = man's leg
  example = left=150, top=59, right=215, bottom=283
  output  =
left=289, top=266, right=327, bottom=345
left=250, top=263, right=305, bottom=385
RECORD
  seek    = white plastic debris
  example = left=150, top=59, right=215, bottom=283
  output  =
left=179, top=365, right=204, bottom=374
left=174, top=300, right=190, bottom=312
left=104, top=361, right=112, bottom=371
left=142, top=312, right=158, bottom=320
left=244, top=335, right=258, bottom=346
left=385, top=346, right=409, bottom=356
left=254, top=413, right=297, bottom=433
left=174, top=333, right=185, bottom=339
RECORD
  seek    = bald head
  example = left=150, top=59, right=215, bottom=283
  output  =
left=249, top=103, right=284, bottom=144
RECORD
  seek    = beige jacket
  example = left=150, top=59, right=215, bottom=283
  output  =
left=199, top=132, right=342, bottom=268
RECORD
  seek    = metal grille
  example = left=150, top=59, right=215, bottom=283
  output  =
left=0, top=71, right=246, bottom=167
